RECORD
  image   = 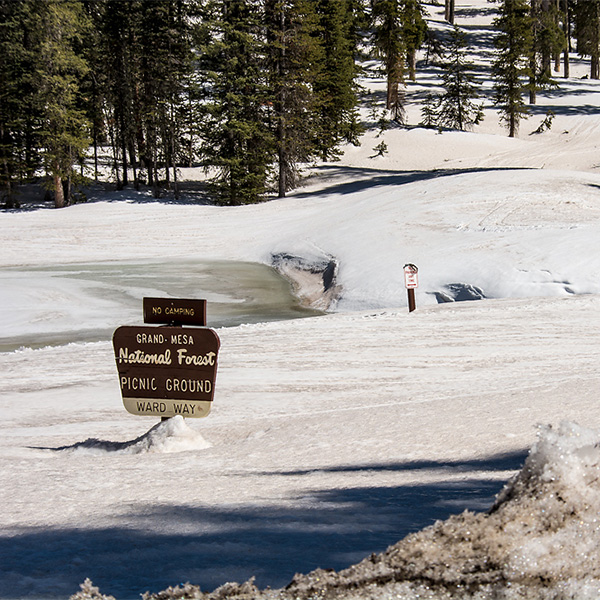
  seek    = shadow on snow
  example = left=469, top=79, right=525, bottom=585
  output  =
left=0, top=450, right=527, bottom=600
left=297, top=165, right=536, bottom=199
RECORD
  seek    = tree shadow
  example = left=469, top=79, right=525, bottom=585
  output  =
left=0, top=451, right=527, bottom=600
left=527, top=103, right=600, bottom=118
left=2, top=180, right=215, bottom=213
left=296, top=165, right=536, bottom=198
left=263, top=450, right=528, bottom=477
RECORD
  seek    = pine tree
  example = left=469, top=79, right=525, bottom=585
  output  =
left=401, top=0, right=428, bottom=81
left=528, top=0, right=565, bottom=103
left=562, top=0, right=571, bottom=78
left=492, top=0, right=532, bottom=137
left=313, top=0, right=362, bottom=159
left=80, top=0, right=107, bottom=182
left=199, top=0, right=274, bottom=205
left=436, top=26, right=483, bottom=130
left=420, top=92, right=439, bottom=128
left=265, top=0, right=321, bottom=197
left=372, top=0, right=406, bottom=121
left=98, top=0, right=141, bottom=189
left=35, top=0, right=91, bottom=207
left=138, top=0, right=194, bottom=198
left=96, top=0, right=194, bottom=196
left=573, top=0, right=600, bottom=79
left=0, top=0, right=32, bottom=207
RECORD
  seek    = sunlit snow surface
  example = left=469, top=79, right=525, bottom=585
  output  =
left=4, top=0, right=600, bottom=598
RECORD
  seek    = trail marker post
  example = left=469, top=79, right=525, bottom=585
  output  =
left=403, top=264, right=418, bottom=313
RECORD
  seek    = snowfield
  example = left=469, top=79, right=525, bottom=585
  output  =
left=3, top=1, right=600, bottom=599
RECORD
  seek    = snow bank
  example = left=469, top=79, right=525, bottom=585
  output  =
left=77, top=421, right=599, bottom=600
left=53, top=416, right=211, bottom=455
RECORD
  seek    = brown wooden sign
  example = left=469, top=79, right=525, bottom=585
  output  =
left=112, top=325, right=220, bottom=418
left=143, top=297, right=207, bottom=326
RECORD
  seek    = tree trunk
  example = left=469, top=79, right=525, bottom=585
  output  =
left=592, top=55, right=600, bottom=79
left=529, top=52, right=537, bottom=104
left=93, top=120, right=99, bottom=182
left=152, top=149, right=159, bottom=198
left=408, top=48, right=417, bottom=81
left=563, top=0, right=570, bottom=78
left=277, top=5, right=286, bottom=198
left=530, top=0, right=537, bottom=104
left=109, top=117, right=121, bottom=190
left=121, top=138, right=128, bottom=187
left=173, top=161, right=179, bottom=200
left=2, top=164, right=15, bottom=208
left=278, top=134, right=286, bottom=198
left=595, top=5, right=600, bottom=79
left=118, top=108, right=128, bottom=187
left=1, top=125, right=15, bottom=208
left=62, top=174, right=72, bottom=206
left=387, top=74, right=398, bottom=111
left=445, top=0, right=455, bottom=24
left=54, top=174, right=65, bottom=208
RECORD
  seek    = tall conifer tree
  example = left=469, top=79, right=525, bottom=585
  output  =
left=492, top=0, right=532, bottom=137
left=573, top=0, right=600, bottom=79
left=436, top=25, right=483, bottom=130
left=0, top=0, right=33, bottom=206
left=313, top=0, right=362, bottom=160
left=372, top=0, right=406, bottom=121
left=265, top=0, right=321, bottom=197
left=138, top=0, right=193, bottom=197
left=99, top=0, right=140, bottom=188
left=528, top=0, right=565, bottom=103
left=401, top=0, right=428, bottom=81
left=199, top=0, right=274, bottom=205
left=35, top=0, right=90, bottom=207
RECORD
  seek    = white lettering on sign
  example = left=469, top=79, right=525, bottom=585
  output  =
left=136, top=332, right=166, bottom=344
left=118, top=348, right=172, bottom=365
left=171, top=333, right=195, bottom=345
left=176, top=348, right=216, bottom=366
left=166, top=378, right=212, bottom=394
left=120, top=376, right=158, bottom=391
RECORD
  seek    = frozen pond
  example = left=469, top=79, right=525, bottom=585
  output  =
left=0, top=259, right=321, bottom=352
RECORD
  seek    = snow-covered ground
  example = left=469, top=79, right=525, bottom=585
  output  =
left=3, top=1, right=600, bottom=599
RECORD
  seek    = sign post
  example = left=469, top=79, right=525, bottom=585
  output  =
left=403, top=264, right=418, bottom=313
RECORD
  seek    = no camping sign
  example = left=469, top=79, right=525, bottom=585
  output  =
left=403, top=263, right=419, bottom=289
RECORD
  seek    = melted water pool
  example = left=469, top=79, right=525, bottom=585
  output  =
left=0, top=259, right=322, bottom=352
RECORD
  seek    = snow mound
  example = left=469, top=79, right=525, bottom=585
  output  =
left=271, top=252, right=341, bottom=311
left=133, top=422, right=600, bottom=599
left=54, top=416, right=211, bottom=455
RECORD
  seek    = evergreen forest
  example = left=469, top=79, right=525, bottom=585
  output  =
left=0, top=0, right=596, bottom=208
